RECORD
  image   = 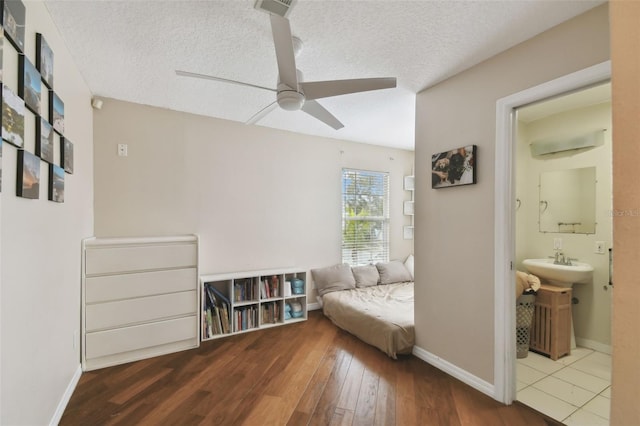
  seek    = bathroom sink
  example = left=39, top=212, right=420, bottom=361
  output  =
left=522, top=258, right=594, bottom=286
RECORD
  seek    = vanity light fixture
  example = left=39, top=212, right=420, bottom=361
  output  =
left=530, top=129, right=605, bottom=156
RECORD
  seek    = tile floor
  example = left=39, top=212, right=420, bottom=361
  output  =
left=517, top=347, right=611, bottom=425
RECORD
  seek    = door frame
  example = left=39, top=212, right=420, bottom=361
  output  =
left=493, top=61, right=611, bottom=404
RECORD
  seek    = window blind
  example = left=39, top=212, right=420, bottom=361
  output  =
left=341, top=169, right=390, bottom=266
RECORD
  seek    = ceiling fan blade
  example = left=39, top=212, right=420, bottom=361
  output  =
left=270, top=14, right=298, bottom=90
left=301, top=100, right=344, bottom=130
left=175, top=70, right=276, bottom=92
left=300, top=77, right=397, bottom=100
left=246, top=101, right=278, bottom=125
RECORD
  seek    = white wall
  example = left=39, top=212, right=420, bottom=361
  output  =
left=516, top=102, right=612, bottom=350
left=92, top=99, right=414, bottom=301
left=414, top=5, right=609, bottom=385
left=0, top=3, right=94, bottom=425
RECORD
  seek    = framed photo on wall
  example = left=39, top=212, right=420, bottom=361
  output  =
left=49, top=92, right=64, bottom=134
left=36, top=33, right=54, bottom=89
left=2, top=0, right=26, bottom=53
left=60, top=137, right=73, bottom=174
left=18, top=55, right=41, bottom=114
left=16, top=149, right=40, bottom=199
left=48, top=164, right=64, bottom=202
left=36, top=117, right=54, bottom=163
left=431, top=144, right=477, bottom=189
left=2, top=84, right=25, bottom=148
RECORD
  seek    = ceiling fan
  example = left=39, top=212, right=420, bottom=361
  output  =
left=176, top=13, right=397, bottom=130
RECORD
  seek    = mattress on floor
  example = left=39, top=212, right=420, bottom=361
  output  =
left=321, top=281, right=414, bottom=359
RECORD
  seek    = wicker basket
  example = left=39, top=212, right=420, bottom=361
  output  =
left=516, top=293, right=536, bottom=358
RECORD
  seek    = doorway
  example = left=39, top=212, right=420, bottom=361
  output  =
left=492, top=61, right=611, bottom=408
left=513, top=83, right=612, bottom=424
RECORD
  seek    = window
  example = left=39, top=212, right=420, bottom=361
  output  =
left=341, top=169, right=389, bottom=266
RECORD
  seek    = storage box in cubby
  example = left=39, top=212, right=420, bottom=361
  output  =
left=291, top=278, right=304, bottom=294
left=285, top=297, right=306, bottom=321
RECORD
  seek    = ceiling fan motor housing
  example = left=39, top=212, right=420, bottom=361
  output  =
left=277, top=89, right=305, bottom=111
left=276, top=69, right=305, bottom=110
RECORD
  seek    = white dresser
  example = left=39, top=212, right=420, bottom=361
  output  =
left=82, top=235, right=199, bottom=371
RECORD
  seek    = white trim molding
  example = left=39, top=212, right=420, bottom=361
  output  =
left=493, top=61, right=611, bottom=404
left=412, top=345, right=495, bottom=399
left=575, top=337, right=612, bottom=355
left=49, top=365, right=82, bottom=426
left=307, top=302, right=321, bottom=311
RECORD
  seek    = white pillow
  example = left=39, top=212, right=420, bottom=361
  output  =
left=404, top=254, right=414, bottom=280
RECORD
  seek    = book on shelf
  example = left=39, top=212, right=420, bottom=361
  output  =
left=242, top=309, right=247, bottom=330
left=234, top=278, right=256, bottom=302
left=213, top=305, right=222, bottom=335
left=260, top=275, right=280, bottom=299
left=261, top=302, right=280, bottom=324
left=270, top=275, right=279, bottom=298
left=220, top=303, right=230, bottom=334
left=204, top=283, right=231, bottom=336
left=203, top=307, right=210, bottom=338
left=234, top=305, right=259, bottom=331
left=209, top=285, right=231, bottom=305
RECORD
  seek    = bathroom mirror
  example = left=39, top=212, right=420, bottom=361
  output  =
left=539, top=166, right=596, bottom=234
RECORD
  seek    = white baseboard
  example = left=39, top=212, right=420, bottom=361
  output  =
left=307, top=302, right=321, bottom=311
left=576, top=337, right=612, bottom=355
left=412, top=345, right=496, bottom=400
left=50, top=364, right=82, bottom=426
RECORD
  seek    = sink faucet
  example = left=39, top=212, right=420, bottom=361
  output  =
left=550, top=252, right=576, bottom=265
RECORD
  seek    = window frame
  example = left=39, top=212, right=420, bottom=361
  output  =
left=341, top=168, right=390, bottom=266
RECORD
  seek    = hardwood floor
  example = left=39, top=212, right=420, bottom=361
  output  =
left=61, top=311, right=559, bottom=425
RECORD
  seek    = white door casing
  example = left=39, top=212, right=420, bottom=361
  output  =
left=493, top=61, right=611, bottom=404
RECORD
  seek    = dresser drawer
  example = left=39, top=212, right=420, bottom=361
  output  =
left=85, top=243, right=196, bottom=276
left=85, top=268, right=197, bottom=303
left=86, top=290, right=198, bottom=332
left=85, top=315, right=198, bottom=360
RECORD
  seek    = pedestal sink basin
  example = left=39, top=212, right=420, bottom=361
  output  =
left=522, top=258, right=593, bottom=286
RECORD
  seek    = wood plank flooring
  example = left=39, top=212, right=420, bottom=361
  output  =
left=61, top=311, right=559, bottom=425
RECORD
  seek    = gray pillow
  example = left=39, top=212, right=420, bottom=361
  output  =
left=376, top=260, right=413, bottom=285
left=311, top=263, right=356, bottom=296
left=352, top=265, right=380, bottom=288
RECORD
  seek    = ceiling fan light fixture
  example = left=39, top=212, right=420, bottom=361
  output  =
left=277, top=90, right=305, bottom=111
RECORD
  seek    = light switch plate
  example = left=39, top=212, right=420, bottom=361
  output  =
left=553, top=238, right=563, bottom=250
left=595, top=241, right=606, bottom=254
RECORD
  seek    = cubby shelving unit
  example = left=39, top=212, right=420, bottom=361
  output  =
left=403, top=175, right=415, bottom=240
left=200, top=268, right=307, bottom=342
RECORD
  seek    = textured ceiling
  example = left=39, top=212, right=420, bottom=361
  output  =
left=44, top=0, right=603, bottom=150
